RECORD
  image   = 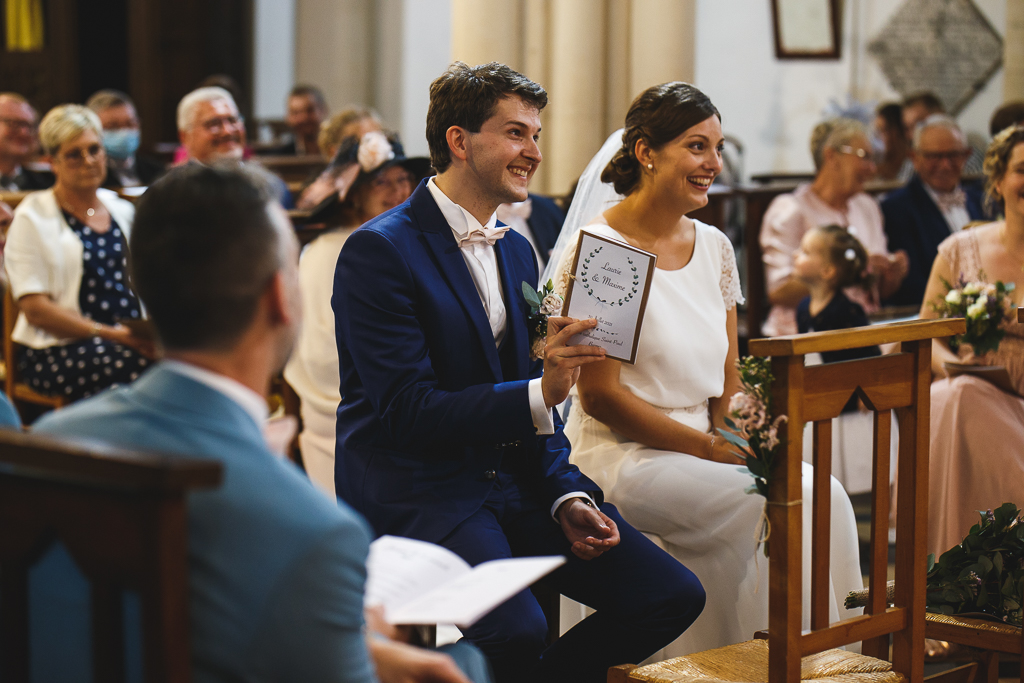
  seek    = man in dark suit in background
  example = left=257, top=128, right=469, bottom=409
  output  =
left=0, top=93, right=53, bottom=191
left=496, top=192, right=565, bottom=271
left=333, top=61, right=705, bottom=683
left=883, top=114, right=987, bottom=307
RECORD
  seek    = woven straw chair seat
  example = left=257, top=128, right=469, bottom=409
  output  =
left=625, top=640, right=906, bottom=683
left=924, top=611, right=1021, bottom=637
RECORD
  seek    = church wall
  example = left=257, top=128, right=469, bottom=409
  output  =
left=694, top=0, right=1006, bottom=178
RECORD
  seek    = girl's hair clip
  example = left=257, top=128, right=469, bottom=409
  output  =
left=844, top=248, right=856, bottom=261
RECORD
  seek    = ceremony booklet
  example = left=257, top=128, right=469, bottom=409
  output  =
left=562, top=230, right=657, bottom=364
left=364, top=535, right=565, bottom=627
left=943, top=362, right=1016, bottom=396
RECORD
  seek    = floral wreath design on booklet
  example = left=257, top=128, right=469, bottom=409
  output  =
left=562, top=230, right=657, bottom=364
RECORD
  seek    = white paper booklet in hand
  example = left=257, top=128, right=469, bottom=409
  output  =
left=562, top=230, right=657, bottom=363
left=364, top=535, right=565, bottom=627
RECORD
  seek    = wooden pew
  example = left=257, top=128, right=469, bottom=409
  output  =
left=0, top=429, right=222, bottom=682
left=255, top=154, right=326, bottom=184
left=611, top=318, right=966, bottom=683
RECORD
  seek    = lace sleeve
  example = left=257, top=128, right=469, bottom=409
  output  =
left=717, top=231, right=745, bottom=310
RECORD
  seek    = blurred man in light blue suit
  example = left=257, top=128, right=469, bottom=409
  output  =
left=34, top=163, right=488, bottom=683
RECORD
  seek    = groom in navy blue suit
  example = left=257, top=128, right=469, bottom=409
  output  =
left=334, top=62, right=705, bottom=683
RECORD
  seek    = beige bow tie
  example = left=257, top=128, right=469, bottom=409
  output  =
left=458, top=225, right=510, bottom=247
left=935, top=188, right=967, bottom=213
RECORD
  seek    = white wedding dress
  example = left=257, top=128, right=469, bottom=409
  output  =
left=556, top=219, right=864, bottom=657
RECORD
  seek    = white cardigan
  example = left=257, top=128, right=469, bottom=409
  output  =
left=5, top=188, right=136, bottom=349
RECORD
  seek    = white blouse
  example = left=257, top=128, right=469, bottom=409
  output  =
left=5, top=188, right=136, bottom=349
left=559, top=219, right=743, bottom=410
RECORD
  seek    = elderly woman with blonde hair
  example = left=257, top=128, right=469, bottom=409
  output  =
left=4, top=104, right=152, bottom=402
left=759, top=117, right=909, bottom=336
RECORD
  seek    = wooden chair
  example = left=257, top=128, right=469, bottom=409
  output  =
left=0, top=428, right=222, bottom=682
left=3, top=287, right=67, bottom=414
left=610, top=318, right=965, bottom=683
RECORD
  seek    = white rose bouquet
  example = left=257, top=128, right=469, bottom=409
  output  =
left=932, top=276, right=1016, bottom=356
left=521, top=279, right=563, bottom=360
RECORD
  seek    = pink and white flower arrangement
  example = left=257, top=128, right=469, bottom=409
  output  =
left=719, top=356, right=788, bottom=555
left=932, top=276, right=1016, bottom=356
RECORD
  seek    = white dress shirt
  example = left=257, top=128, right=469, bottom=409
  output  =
left=923, top=182, right=971, bottom=233
left=426, top=179, right=593, bottom=518
left=162, top=360, right=269, bottom=429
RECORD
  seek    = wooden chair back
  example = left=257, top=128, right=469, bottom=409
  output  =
left=255, top=154, right=327, bottom=183
left=3, top=287, right=66, bottom=413
left=748, top=317, right=964, bottom=683
left=0, top=429, right=222, bottom=683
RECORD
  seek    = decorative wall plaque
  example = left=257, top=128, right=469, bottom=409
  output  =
left=867, top=0, right=1002, bottom=115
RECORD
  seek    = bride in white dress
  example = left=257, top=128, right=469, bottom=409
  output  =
left=546, top=83, right=863, bottom=657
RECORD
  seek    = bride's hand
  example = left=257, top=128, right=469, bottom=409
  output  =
left=709, top=434, right=744, bottom=464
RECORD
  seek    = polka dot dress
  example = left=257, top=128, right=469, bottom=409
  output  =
left=18, top=213, right=150, bottom=401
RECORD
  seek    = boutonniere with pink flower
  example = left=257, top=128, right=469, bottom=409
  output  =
left=521, top=279, right=563, bottom=360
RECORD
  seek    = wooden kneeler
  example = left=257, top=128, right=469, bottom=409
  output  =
left=610, top=318, right=965, bottom=683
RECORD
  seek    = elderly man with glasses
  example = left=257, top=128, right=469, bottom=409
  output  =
left=0, top=93, right=53, bottom=191
left=881, top=114, right=989, bottom=307
left=176, top=86, right=292, bottom=207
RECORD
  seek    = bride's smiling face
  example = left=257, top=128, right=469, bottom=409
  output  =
left=641, top=115, right=724, bottom=210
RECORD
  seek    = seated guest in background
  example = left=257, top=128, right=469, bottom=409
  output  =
left=496, top=191, right=564, bottom=271
left=34, top=163, right=488, bottom=683
left=5, top=104, right=152, bottom=402
left=177, top=86, right=246, bottom=165
left=273, top=84, right=328, bottom=156
left=284, top=131, right=425, bottom=497
left=795, top=225, right=881, bottom=363
left=873, top=101, right=911, bottom=182
left=882, top=115, right=987, bottom=307
left=990, top=101, right=1024, bottom=137
left=295, top=106, right=386, bottom=209
left=335, top=61, right=705, bottom=683
left=86, top=89, right=166, bottom=188
left=0, top=93, right=53, bottom=191
left=177, top=87, right=292, bottom=207
left=914, top=125, right=1024, bottom=557
left=760, top=118, right=908, bottom=336
left=903, top=91, right=983, bottom=176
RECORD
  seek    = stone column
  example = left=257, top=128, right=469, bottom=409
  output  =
left=451, top=0, right=524, bottom=69
left=545, top=0, right=608, bottom=195
left=1006, top=0, right=1024, bottom=101
left=628, top=0, right=696, bottom=98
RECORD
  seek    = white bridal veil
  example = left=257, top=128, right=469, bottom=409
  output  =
left=540, top=129, right=627, bottom=286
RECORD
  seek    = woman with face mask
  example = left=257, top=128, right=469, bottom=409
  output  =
left=85, top=89, right=166, bottom=189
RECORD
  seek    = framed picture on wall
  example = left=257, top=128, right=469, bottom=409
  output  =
left=770, top=0, right=841, bottom=59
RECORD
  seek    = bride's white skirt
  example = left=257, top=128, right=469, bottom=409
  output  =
left=563, top=404, right=864, bottom=658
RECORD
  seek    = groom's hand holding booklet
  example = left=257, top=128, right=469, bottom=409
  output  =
left=562, top=230, right=657, bottom=364
left=364, top=535, right=565, bottom=627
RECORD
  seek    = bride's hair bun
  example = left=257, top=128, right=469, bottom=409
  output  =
left=601, top=82, right=720, bottom=196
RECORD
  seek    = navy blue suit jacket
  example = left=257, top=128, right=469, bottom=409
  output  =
left=526, top=193, right=565, bottom=267
left=333, top=181, right=599, bottom=543
left=882, top=175, right=987, bottom=307
left=34, top=365, right=377, bottom=683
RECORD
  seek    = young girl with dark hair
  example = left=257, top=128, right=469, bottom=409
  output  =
left=794, top=224, right=882, bottom=364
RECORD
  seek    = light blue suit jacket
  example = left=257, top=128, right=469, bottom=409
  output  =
left=33, top=364, right=377, bottom=683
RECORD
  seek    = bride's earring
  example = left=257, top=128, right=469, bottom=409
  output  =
left=647, top=163, right=653, bottom=170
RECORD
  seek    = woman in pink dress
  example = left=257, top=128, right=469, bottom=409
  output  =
left=760, top=118, right=908, bottom=336
left=918, top=125, right=1024, bottom=556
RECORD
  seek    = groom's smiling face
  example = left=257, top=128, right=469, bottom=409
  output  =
left=465, top=96, right=542, bottom=206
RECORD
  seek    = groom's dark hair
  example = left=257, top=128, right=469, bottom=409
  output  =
left=426, top=61, right=547, bottom=173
